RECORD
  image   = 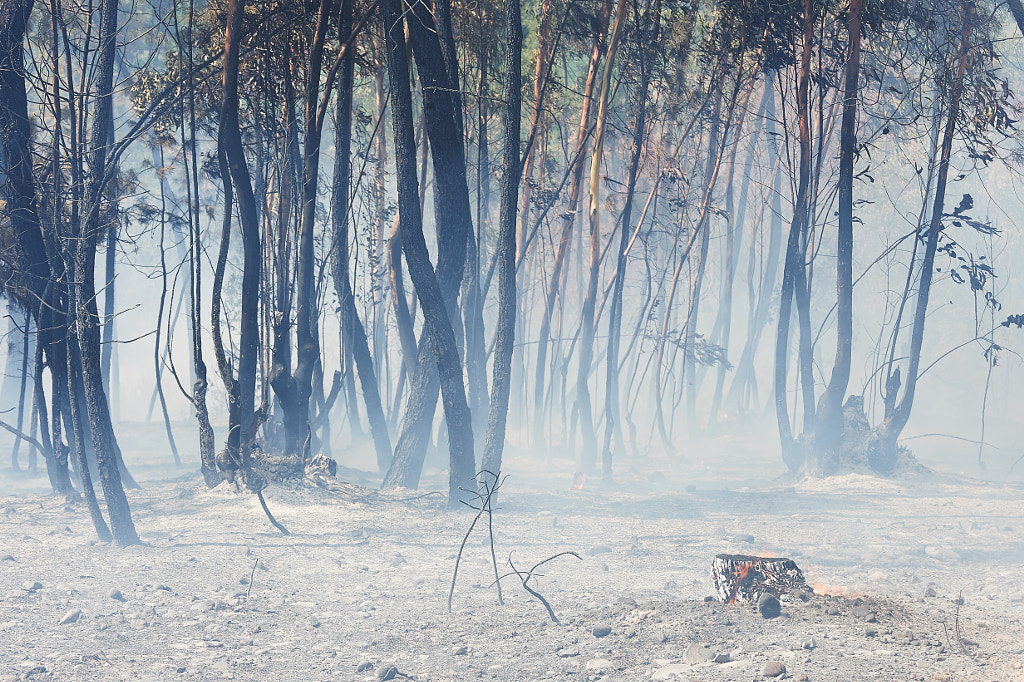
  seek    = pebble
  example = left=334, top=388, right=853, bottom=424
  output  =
left=59, top=608, right=82, bottom=625
left=592, top=624, right=612, bottom=638
left=109, top=589, right=124, bottom=601
left=22, top=581, right=42, bottom=592
left=557, top=647, right=580, bottom=658
left=851, top=605, right=877, bottom=622
left=732, top=534, right=755, bottom=544
left=651, top=663, right=689, bottom=680
left=864, top=626, right=878, bottom=637
left=584, top=658, right=612, bottom=672
left=454, top=646, right=467, bottom=655
left=684, top=643, right=714, bottom=664
left=762, top=661, right=787, bottom=678
left=356, top=661, right=373, bottom=672
left=757, top=593, right=781, bottom=619
left=309, top=616, right=321, bottom=628
left=801, top=638, right=817, bottom=650
left=712, top=652, right=731, bottom=663
left=377, top=663, right=398, bottom=681
left=924, top=587, right=937, bottom=598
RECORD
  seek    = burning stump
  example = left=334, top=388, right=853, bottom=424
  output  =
left=712, top=554, right=810, bottom=604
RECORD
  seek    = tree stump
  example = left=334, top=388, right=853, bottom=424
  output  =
left=712, top=554, right=810, bottom=604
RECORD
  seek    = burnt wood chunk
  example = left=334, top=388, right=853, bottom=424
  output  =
left=712, top=554, right=810, bottom=604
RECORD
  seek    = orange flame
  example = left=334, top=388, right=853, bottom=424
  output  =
left=572, top=472, right=586, bottom=490
left=729, top=561, right=754, bottom=604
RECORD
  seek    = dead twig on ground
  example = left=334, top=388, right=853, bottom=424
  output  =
left=495, top=551, right=582, bottom=623
left=245, top=558, right=258, bottom=600
left=943, top=591, right=978, bottom=658
left=448, top=470, right=506, bottom=612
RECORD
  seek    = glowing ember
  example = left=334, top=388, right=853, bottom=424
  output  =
left=572, top=472, right=586, bottom=490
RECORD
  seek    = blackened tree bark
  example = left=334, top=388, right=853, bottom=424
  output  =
left=73, top=0, right=139, bottom=545
left=219, top=0, right=261, bottom=462
left=382, top=0, right=475, bottom=504
left=873, top=4, right=973, bottom=472
left=775, top=0, right=815, bottom=472
left=480, top=0, right=522, bottom=479
left=816, top=0, right=862, bottom=472
left=331, top=0, right=393, bottom=472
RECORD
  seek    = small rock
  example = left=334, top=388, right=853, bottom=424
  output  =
left=59, top=609, right=81, bottom=625
left=796, top=675, right=810, bottom=682
left=584, top=658, right=612, bottom=672
left=864, top=626, right=878, bottom=637
left=0, top=554, right=14, bottom=561
left=732, top=534, right=755, bottom=544
left=851, top=605, right=876, bottom=622
left=587, top=545, right=612, bottom=556
left=155, top=584, right=171, bottom=592
left=22, top=582, right=42, bottom=592
left=617, top=596, right=638, bottom=609
left=356, top=661, right=373, bottom=673
left=801, top=638, right=817, bottom=650
left=684, top=643, right=714, bottom=664
left=377, top=663, right=398, bottom=681
left=924, top=587, right=937, bottom=598
left=651, top=663, right=690, bottom=681
left=762, top=661, right=786, bottom=678
left=309, top=616, right=321, bottom=628
left=454, top=646, right=467, bottom=655
left=108, top=589, right=124, bottom=601
left=557, top=647, right=580, bottom=658
left=757, top=593, right=781, bottom=619
left=592, top=624, right=612, bottom=638
left=712, top=652, right=731, bottom=663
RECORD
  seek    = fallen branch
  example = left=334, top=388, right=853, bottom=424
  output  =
left=496, top=551, right=582, bottom=623
left=245, top=558, right=258, bottom=600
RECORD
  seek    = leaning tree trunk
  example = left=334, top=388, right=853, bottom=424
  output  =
left=480, top=0, right=522, bottom=480
left=873, top=4, right=972, bottom=473
left=382, top=0, right=475, bottom=505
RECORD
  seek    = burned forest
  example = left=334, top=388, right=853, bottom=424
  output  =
left=1, top=0, right=1024, bottom=679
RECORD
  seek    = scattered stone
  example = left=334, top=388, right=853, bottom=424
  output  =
left=801, top=638, right=817, bottom=650
left=557, top=647, right=580, bottom=658
left=59, top=609, right=82, bottom=625
left=851, top=605, right=877, bottom=622
left=712, top=652, right=731, bottom=663
left=864, top=626, right=878, bottom=637
left=155, top=584, right=171, bottom=592
left=587, top=545, right=612, bottom=556
left=617, top=596, right=638, bottom=609
left=762, top=661, right=786, bottom=678
left=651, top=663, right=690, bottom=680
left=454, top=646, right=467, bottom=655
left=377, top=663, right=398, bottom=681
left=22, top=581, right=41, bottom=592
left=108, top=589, right=124, bottom=601
left=0, top=554, right=14, bottom=561
left=592, top=624, right=612, bottom=638
left=796, top=675, right=810, bottom=682
left=309, top=615, right=321, bottom=628
left=732, top=534, right=755, bottom=544
left=684, top=643, right=714, bottom=664
left=757, top=593, right=781, bottom=619
left=356, top=661, right=373, bottom=673
left=925, top=587, right=937, bottom=598
left=585, top=658, right=613, bottom=672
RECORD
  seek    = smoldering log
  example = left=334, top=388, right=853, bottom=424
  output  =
left=712, top=554, right=811, bottom=604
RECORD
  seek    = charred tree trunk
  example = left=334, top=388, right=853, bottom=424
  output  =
left=382, top=0, right=475, bottom=504
left=331, top=0, right=393, bottom=472
left=873, top=4, right=973, bottom=473
left=775, top=0, right=815, bottom=472
left=815, top=0, right=861, bottom=473
left=480, top=0, right=521, bottom=479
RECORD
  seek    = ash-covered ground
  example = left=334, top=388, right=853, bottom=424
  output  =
left=0, top=427, right=1022, bottom=681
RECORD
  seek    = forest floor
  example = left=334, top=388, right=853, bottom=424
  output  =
left=0, top=426, right=1023, bottom=681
